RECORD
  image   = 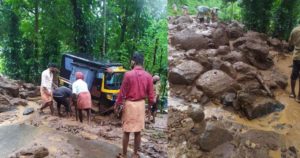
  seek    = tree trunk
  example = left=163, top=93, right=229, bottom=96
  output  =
left=231, top=2, right=234, bottom=20
left=120, top=3, right=128, bottom=45
left=34, top=0, right=39, bottom=67
left=70, top=0, right=88, bottom=53
left=102, top=0, right=106, bottom=57
left=152, top=38, right=159, bottom=68
left=159, top=48, right=163, bottom=76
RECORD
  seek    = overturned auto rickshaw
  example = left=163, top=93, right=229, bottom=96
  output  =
left=58, top=54, right=127, bottom=114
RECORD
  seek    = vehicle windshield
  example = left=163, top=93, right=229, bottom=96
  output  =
left=104, top=72, right=124, bottom=90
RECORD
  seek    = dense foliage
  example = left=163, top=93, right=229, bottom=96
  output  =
left=272, top=0, right=300, bottom=39
left=0, top=0, right=168, bottom=96
left=168, top=0, right=300, bottom=40
left=240, top=0, right=274, bottom=33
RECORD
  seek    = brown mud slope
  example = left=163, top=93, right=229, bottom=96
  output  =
left=0, top=76, right=167, bottom=158
left=168, top=15, right=299, bottom=158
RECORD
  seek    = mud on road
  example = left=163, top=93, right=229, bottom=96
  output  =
left=0, top=100, right=168, bottom=158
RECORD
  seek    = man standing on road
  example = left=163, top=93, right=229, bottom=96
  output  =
left=72, top=72, right=92, bottom=124
left=289, top=25, right=300, bottom=102
left=40, top=63, right=57, bottom=115
left=151, top=75, right=161, bottom=123
left=53, top=86, right=72, bottom=117
left=115, top=52, right=155, bottom=158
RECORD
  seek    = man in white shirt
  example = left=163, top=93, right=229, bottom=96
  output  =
left=40, top=63, right=57, bottom=115
left=72, top=71, right=92, bottom=124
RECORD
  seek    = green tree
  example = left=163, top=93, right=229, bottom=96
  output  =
left=240, top=0, right=275, bottom=33
left=272, top=0, right=299, bottom=40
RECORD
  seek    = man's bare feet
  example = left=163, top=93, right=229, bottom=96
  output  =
left=289, top=93, right=296, bottom=98
left=116, top=153, right=127, bottom=158
left=296, top=96, right=300, bottom=103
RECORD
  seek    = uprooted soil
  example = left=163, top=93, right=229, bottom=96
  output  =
left=168, top=15, right=299, bottom=158
left=0, top=77, right=167, bottom=158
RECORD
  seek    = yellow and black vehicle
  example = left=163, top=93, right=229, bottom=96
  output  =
left=58, top=54, right=127, bottom=114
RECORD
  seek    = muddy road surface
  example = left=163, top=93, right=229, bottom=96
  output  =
left=0, top=100, right=167, bottom=158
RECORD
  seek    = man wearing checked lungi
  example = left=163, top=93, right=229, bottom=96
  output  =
left=72, top=72, right=92, bottom=124
left=115, top=52, right=155, bottom=158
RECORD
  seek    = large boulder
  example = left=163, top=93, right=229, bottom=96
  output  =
left=169, top=60, right=204, bottom=84
left=198, top=123, right=233, bottom=151
left=0, top=82, right=19, bottom=97
left=233, top=36, right=273, bottom=70
left=240, top=129, right=282, bottom=150
left=173, top=16, right=193, bottom=25
left=170, top=29, right=210, bottom=50
left=212, top=28, right=229, bottom=47
left=244, top=31, right=268, bottom=41
left=263, top=70, right=288, bottom=89
left=23, top=83, right=36, bottom=91
left=0, top=95, right=12, bottom=112
left=221, top=51, right=247, bottom=64
left=232, top=61, right=257, bottom=74
left=216, top=46, right=230, bottom=56
left=10, top=146, right=49, bottom=158
left=20, top=89, right=40, bottom=99
left=237, top=92, right=285, bottom=119
left=219, top=61, right=237, bottom=78
left=226, top=22, right=244, bottom=39
left=10, top=98, right=28, bottom=106
left=196, top=70, right=236, bottom=97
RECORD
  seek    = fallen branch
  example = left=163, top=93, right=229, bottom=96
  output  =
left=255, top=73, right=274, bottom=98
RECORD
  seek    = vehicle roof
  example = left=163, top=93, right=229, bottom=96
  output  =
left=63, top=53, right=123, bottom=68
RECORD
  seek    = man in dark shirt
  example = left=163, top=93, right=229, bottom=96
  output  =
left=53, top=86, right=72, bottom=117
left=115, top=52, right=155, bottom=158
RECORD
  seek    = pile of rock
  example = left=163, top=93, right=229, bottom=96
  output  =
left=168, top=97, right=288, bottom=158
left=0, top=76, right=40, bottom=113
left=168, top=16, right=288, bottom=120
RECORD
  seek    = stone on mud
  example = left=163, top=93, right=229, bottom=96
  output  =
left=196, top=70, right=235, bottom=97
left=240, top=129, right=282, bottom=150
left=173, top=16, right=193, bottom=25
left=220, top=61, right=237, bottom=78
left=0, top=82, right=20, bottom=97
left=169, top=60, right=204, bottom=84
left=221, top=51, right=246, bottom=64
left=10, top=98, right=28, bottom=106
left=232, top=61, right=257, bottom=74
left=23, top=83, right=36, bottom=91
left=23, top=107, right=34, bottom=115
left=181, top=117, right=194, bottom=130
left=11, top=146, right=49, bottom=158
left=273, top=71, right=288, bottom=89
left=189, top=86, right=204, bottom=102
left=20, top=89, right=41, bottom=99
left=221, top=92, right=237, bottom=107
left=233, top=36, right=273, bottom=70
left=0, top=95, right=12, bottom=112
left=216, top=46, right=230, bottom=55
left=237, top=92, right=284, bottom=119
left=170, top=30, right=210, bottom=50
left=245, top=31, right=268, bottom=41
left=212, top=28, right=229, bottom=47
left=198, top=123, right=233, bottom=151
left=186, top=104, right=205, bottom=123
left=226, top=22, right=244, bottom=39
